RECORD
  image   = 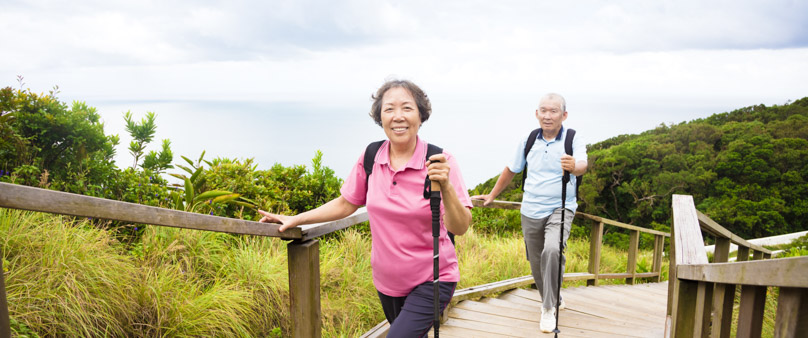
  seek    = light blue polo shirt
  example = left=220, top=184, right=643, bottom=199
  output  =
left=508, top=126, right=587, bottom=219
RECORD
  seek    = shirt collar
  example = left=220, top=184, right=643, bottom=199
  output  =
left=376, top=136, right=427, bottom=170
left=537, top=126, right=564, bottom=142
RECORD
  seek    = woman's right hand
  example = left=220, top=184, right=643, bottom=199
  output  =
left=258, top=210, right=301, bottom=232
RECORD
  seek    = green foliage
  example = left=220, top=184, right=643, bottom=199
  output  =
left=580, top=99, right=808, bottom=240
left=0, top=86, right=119, bottom=189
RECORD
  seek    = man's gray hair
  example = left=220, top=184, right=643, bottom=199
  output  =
left=539, top=93, right=566, bottom=112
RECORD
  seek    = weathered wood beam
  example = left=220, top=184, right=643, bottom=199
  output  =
left=626, top=230, right=639, bottom=285
left=774, top=287, right=808, bottom=338
left=697, top=210, right=771, bottom=254
left=288, top=239, right=321, bottom=337
left=588, top=222, right=604, bottom=286
left=299, top=208, right=368, bottom=240
left=711, top=238, right=734, bottom=338
left=677, top=257, right=808, bottom=288
left=0, top=182, right=301, bottom=239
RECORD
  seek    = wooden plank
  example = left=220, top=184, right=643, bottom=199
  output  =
left=553, top=290, right=664, bottom=326
left=774, top=287, right=808, bottom=338
left=576, top=287, right=667, bottom=318
left=594, top=286, right=670, bottom=309
left=673, top=279, right=702, bottom=338
left=737, top=245, right=751, bottom=262
left=451, top=276, right=534, bottom=303
left=434, top=320, right=514, bottom=338
left=0, top=248, right=9, bottom=338
left=481, top=297, right=659, bottom=337
left=696, top=211, right=771, bottom=254
left=577, top=211, right=670, bottom=237
left=626, top=230, right=639, bottom=285
left=595, top=272, right=657, bottom=280
left=288, top=239, right=321, bottom=338
left=448, top=306, right=636, bottom=338
left=472, top=199, right=520, bottom=210
left=589, top=222, right=604, bottom=286
left=712, top=238, right=734, bottom=338
left=359, top=320, right=388, bottom=338
left=676, top=257, right=808, bottom=288
left=450, top=273, right=592, bottom=307
left=711, top=283, right=734, bottom=338
left=0, top=182, right=302, bottom=239
left=652, top=235, right=664, bottom=282
left=737, top=284, right=767, bottom=338
left=671, top=195, right=709, bottom=265
left=299, top=208, right=368, bottom=240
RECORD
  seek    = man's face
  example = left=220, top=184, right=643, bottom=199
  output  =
left=535, top=98, right=567, bottom=134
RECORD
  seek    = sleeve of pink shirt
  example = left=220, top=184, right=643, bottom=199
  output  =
left=443, top=150, right=473, bottom=213
left=340, top=152, right=368, bottom=207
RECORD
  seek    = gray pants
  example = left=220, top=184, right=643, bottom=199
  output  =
left=521, top=208, right=574, bottom=310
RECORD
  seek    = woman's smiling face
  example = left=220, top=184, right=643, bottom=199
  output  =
left=381, top=86, right=421, bottom=147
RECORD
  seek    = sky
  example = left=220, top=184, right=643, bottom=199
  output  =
left=2, top=0, right=808, bottom=187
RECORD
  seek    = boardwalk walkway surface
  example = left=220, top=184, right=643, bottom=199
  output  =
left=433, top=281, right=669, bottom=337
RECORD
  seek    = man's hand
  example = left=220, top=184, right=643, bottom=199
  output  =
left=560, top=154, right=576, bottom=173
left=470, top=194, right=495, bottom=206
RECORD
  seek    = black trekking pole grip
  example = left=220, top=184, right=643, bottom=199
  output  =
left=430, top=179, right=441, bottom=337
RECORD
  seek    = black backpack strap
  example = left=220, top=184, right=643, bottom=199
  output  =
left=364, top=140, right=385, bottom=185
left=422, top=144, right=443, bottom=199
left=521, top=128, right=542, bottom=191
left=563, top=128, right=583, bottom=199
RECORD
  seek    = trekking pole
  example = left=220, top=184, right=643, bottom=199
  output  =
left=554, top=170, right=569, bottom=337
left=429, top=178, right=442, bottom=337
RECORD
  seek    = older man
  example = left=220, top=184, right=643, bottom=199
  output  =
left=472, top=93, right=587, bottom=333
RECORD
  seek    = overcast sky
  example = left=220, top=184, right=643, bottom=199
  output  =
left=2, top=0, right=807, bottom=186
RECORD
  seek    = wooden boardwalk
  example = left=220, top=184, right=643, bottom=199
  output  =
left=434, top=282, right=669, bottom=337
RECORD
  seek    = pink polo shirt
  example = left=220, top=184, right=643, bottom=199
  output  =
left=340, top=138, right=473, bottom=297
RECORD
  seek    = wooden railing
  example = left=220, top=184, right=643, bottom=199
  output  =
left=0, top=182, right=368, bottom=338
left=668, top=194, right=808, bottom=338
left=469, top=199, right=669, bottom=286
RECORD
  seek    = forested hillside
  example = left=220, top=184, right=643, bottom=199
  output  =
left=473, top=97, right=808, bottom=240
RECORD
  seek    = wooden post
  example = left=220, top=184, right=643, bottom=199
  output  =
left=288, top=239, right=321, bottom=338
left=626, top=230, right=639, bottom=285
left=0, top=247, right=10, bottom=338
left=652, top=234, right=664, bottom=283
left=587, top=222, right=604, bottom=286
left=737, top=249, right=766, bottom=338
left=674, top=279, right=706, bottom=337
left=774, top=287, right=808, bottom=338
left=711, top=237, right=734, bottom=338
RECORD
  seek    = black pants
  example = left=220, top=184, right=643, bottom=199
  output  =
left=377, top=281, right=457, bottom=338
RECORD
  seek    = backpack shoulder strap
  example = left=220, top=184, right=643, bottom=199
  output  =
left=521, top=128, right=542, bottom=191
left=563, top=128, right=584, bottom=199
left=564, top=128, right=576, bottom=156
left=364, top=140, right=385, bottom=184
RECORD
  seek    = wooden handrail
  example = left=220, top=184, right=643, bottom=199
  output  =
left=668, top=194, right=807, bottom=338
left=471, top=198, right=669, bottom=288
left=696, top=210, right=771, bottom=254
left=471, top=199, right=670, bottom=237
left=0, top=182, right=376, bottom=337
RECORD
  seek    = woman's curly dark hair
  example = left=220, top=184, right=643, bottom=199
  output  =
left=369, top=79, right=432, bottom=127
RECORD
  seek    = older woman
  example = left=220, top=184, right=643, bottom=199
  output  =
left=258, top=79, right=472, bottom=337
